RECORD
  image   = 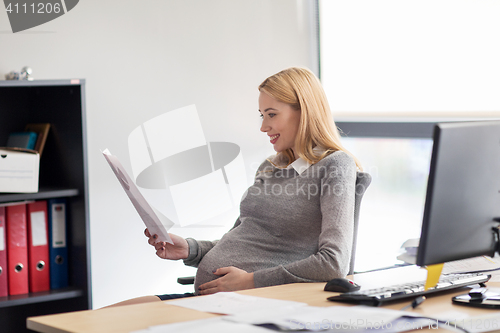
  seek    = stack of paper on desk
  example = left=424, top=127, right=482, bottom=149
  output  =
left=397, top=238, right=419, bottom=264
left=168, top=292, right=307, bottom=315
left=229, top=304, right=449, bottom=332
left=134, top=293, right=438, bottom=333
left=132, top=312, right=500, bottom=333
left=130, top=317, right=272, bottom=333
left=164, top=292, right=437, bottom=332
left=442, top=256, right=500, bottom=275
left=434, top=307, right=500, bottom=333
left=225, top=304, right=417, bottom=331
left=134, top=292, right=500, bottom=333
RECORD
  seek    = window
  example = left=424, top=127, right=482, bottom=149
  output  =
left=320, top=1, right=500, bottom=271
left=320, top=0, right=500, bottom=117
left=343, top=136, right=433, bottom=271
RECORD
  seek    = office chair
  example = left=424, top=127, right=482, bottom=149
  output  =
left=349, top=171, right=371, bottom=275
left=177, top=171, right=372, bottom=285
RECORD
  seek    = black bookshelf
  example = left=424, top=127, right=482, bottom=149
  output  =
left=0, top=79, right=90, bottom=332
left=0, top=288, right=84, bottom=309
left=0, top=188, right=78, bottom=203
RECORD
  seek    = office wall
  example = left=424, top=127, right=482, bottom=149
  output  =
left=0, top=0, right=316, bottom=308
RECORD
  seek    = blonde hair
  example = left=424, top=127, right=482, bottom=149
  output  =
left=259, top=67, right=362, bottom=170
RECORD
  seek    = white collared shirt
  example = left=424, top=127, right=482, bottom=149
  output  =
left=268, top=146, right=327, bottom=175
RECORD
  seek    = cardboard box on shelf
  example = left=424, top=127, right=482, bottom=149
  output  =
left=0, top=148, right=39, bottom=193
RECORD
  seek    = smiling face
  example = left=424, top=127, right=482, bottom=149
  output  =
left=259, top=91, right=301, bottom=157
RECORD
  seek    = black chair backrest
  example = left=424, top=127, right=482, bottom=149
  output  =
left=349, top=172, right=372, bottom=275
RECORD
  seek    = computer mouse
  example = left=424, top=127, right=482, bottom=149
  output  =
left=324, top=278, right=361, bottom=293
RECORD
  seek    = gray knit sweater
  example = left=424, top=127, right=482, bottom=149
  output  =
left=183, top=151, right=356, bottom=293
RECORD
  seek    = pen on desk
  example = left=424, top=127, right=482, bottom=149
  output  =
left=483, top=255, right=496, bottom=264
left=400, top=296, right=426, bottom=311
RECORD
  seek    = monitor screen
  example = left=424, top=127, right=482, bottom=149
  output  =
left=416, top=121, right=500, bottom=266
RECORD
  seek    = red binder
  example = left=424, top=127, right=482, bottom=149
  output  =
left=6, top=203, right=28, bottom=295
left=0, top=206, right=7, bottom=297
left=27, top=201, right=50, bottom=292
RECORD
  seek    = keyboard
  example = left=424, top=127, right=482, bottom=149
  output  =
left=327, top=272, right=491, bottom=306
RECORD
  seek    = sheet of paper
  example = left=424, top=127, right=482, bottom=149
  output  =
left=388, top=317, right=441, bottom=333
left=167, top=292, right=307, bottom=315
left=226, top=304, right=418, bottom=331
left=397, top=252, right=416, bottom=264
left=436, top=310, right=500, bottom=333
left=130, top=317, right=272, bottom=333
left=400, top=238, right=419, bottom=251
left=443, top=256, right=500, bottom=275
left=397, top=239, right=419, bottom=264
left=102, top=149, right=173, bottom=244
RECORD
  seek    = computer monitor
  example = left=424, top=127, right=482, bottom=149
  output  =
left=416, top=121, right=500, bottom=266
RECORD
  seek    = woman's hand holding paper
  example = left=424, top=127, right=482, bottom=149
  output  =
left=144, top=228, right=189, bottom=260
